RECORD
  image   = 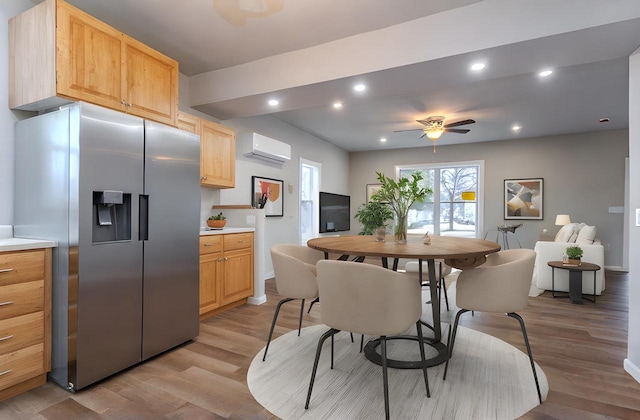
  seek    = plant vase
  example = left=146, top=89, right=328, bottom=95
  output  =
left=567, top=258, right=581, bottom=266
left=374, top=227, right=386, bottom=242
left=207, top=219, right=226, bottom=228
left=394, top=213, right=408, bottom=243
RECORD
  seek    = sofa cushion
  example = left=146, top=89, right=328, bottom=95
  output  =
left=576, top=225, right=597, bottom=245
left=555, top=223, right=577, bottom=242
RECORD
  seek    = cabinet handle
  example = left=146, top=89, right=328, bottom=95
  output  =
left=0, top=301, right=13, bottom=307
left=0, top=335, right=13, bottom=342
left=217, top=258, right=223, bottom=262
left=201, top=176, right=207, bottom=181
left=238, top=240, right=244, bottom=243
left=204, top=243, right=212, bottom=247
left=224, top=257, right=228, bottom=261
left=0, top=268, right=13, bottom=273
left=0, top=370, right=12, bottom=377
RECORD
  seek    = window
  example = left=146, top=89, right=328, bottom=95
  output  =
left=299, top=158, right=321, bottom=244
left=397, top=161, right=483, bottom=238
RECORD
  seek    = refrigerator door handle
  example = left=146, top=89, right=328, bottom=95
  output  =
left=139, top=194, right=149, bottom=241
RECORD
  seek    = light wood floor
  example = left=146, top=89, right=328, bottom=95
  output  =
left=1, top=270, right=639, bottom=419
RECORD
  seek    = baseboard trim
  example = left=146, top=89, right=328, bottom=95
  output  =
left=248, top=295, right=267, bottom=305
left=605, top=265, right=629, bottom=272
left=624, top=358, right=640, bottom=384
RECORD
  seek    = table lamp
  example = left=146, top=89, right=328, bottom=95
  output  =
left=555, top=214, right=571, bottom=226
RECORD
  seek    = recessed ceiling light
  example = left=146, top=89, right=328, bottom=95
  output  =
left=470, top=63, right=486, bottom=71
left=380, top=137, right=387, bottom=143
left=268, top=99, right=279, bottom=106
left=353, top=84, right=366, bottom=92
left=512, top=125, right=521, bottom=131
left=539, top=70, right=553, bottom=77
left=333, top=102, right=343, bottom=109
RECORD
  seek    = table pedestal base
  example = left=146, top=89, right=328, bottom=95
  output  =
left=363, top=336, right=448, bottom=369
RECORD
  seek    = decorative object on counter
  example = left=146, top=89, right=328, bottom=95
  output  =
left=504, top=178, right=543, bottom=220
left=370, top=171, right=431, bottom=243
left=252, top=176, right=284, bottom=217
left=565, top=245, right=583, bottom=265
left=423, top=231, right=431, bottom=245
left=354, top=200, right=393, bottom=240
left=207, top=212, right=227, bottom=228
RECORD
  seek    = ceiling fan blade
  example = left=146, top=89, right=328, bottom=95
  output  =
left=393, top=128, right=424, bottom=133
left=445, top=128, right=471, bottom=134
left=419, top=133, right=426, bottom=139
left=444, top=119, right=475, bottom=128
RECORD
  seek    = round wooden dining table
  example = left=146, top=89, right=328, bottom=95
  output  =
left=307, top=234, right=501, bottom=368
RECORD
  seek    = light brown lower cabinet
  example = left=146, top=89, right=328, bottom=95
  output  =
left=199, top=233, right=254, bottom=317
left=0, top=248, right=52, bottom=401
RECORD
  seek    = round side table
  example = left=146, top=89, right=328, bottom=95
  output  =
left=547, top=260, right=601, bottom=304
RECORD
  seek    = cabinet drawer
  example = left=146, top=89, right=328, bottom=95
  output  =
left=0, top=281, right=44, bottom=321
left=223, top=233, right=253, bottom=252
left=200, top=236, right=222, bottom=255
left=0, top=250, right=45, bottom=287
left=0, top=343, right=44, bottom=391
left=0, top=312, right=44, bottom=356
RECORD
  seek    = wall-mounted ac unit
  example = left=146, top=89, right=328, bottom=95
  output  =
left=242, top=133, right=291, bottom=165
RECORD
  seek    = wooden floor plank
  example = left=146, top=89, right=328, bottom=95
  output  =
left=0, top=270, right=637, bottom=419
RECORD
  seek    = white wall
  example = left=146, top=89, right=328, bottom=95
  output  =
left=350, top=130, right=628, bottom=268
left=0, top=1, right=36, bottom=225
left=625, top=48, right=640, bottom=383
left=218, top=114, right=350, bottom=277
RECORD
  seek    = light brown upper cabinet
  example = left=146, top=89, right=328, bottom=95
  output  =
left=201, top=119, right=236, bottom=189
left=9, top=0, right=178, bottom=126
left=177, top=111, right=236, bottom=188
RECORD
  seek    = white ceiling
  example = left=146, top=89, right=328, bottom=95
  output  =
left=58, top=0, right=640, bottom=151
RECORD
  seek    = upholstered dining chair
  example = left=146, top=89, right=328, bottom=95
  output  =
left=443, top=248, right=542, bottom=404
left=404, top=259, right=452, bottom=311
left=264, top=244, right=324, bottom=361
left=305, top=260, right=430, bottom=419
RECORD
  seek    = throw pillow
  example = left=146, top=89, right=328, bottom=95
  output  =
left=554, top=223, right=577, bottom=242
left=576, top=225, right=597, bottom=245
left=568, top=223, right=586, bottom=242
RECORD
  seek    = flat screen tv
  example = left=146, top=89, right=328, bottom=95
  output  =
left=319, top=192, right=350, bottom=233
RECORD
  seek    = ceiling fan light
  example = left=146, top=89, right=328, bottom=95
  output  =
left=426, top=129, right=444, bottom=140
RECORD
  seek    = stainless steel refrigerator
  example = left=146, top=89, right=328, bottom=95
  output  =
left=13, top=102, right=200, bottom=391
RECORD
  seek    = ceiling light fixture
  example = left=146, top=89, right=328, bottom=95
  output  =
left=353, top=84, right=366, bottom=92
left=333, top=102, right=343, bottom=109
left=380, top=137, right=387, bottom=143
left=470, top=63, right=486, bottom=71
left=512, top=125, right=521, bottom=131
left=539, top=69, right=553, bottom=77
left=268, top=99, right=279, bottom=106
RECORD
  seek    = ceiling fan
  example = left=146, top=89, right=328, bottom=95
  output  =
left=394, top=116, right=476, bottom=152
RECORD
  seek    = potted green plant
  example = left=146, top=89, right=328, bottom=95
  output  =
left=565, top=245, right=583, bottom=265
left=354, top=200, right=394, bottom=240
left=371, top=171, right=432, bottom=243
left=207, top=212, right=227, bottom=228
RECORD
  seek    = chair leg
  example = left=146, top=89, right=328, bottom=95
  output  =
left=443, top=308, right=469, bottom=380
left=307, top=297, right=319, bottom=313
left=440, top=277, right=450, bottom=311
left=381, top=336, right=390, bottom=420
left=415, top=321, right=431, bottom=397
left=360, top=334, right=364, bottom=353
left=331, top=334, right=334, bottom=369
left=350, top=332, right=354, bottom=343
left=507, top=312, right=543, bottom=404
left=263, top=297, right=295, bottom=361
left=305, top=328, right=339, bottom=410
left=298, top=299, right=306, bottom=336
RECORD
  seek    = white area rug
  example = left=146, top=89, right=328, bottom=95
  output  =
left=248, top=321, right=548, bottom=419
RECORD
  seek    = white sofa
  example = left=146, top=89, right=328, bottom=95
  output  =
left=533, top=223, right=605, bottom=295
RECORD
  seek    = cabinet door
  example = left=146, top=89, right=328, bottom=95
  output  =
left=199, top=253, right=221, bottom=315
left=177, top=111, right=201, bottom=135
left=220, top=250, right=253, bottom=306
left=201, top=120, right=236, bottom=188
left=56, top=1, right=125, bottom=111
left=123, top=35, right=178, bottom=126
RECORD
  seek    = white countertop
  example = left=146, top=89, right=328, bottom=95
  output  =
left=200, top=227, right=255, bottom=236
left=0, top=238, right=58, bottom=252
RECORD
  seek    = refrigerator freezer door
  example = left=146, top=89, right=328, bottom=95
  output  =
left=74, top=103, right=145, bottom=389
left=142, top=121, right=200, bottom=359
